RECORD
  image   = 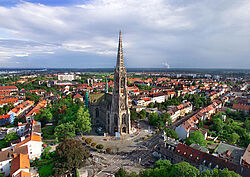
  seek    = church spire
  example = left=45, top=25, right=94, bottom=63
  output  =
left=116, top=30, right=124, bottom=69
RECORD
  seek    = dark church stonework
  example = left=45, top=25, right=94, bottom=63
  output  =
left=90, top=31, right=131, bottom=135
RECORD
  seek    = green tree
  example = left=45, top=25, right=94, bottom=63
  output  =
left=212, top=117, right=224, bottom=132
left=210, top=168, right=241, bottom=177
left=165, top=128, right=178, bottom=139
left=55, top=122, right=76, bottom=141
left=35, top=108, right=53, bottom=127
left=139, top=109, right=147, bottom=119
left=148, top=102, right=154, bottom=108
left=186, top=130, right=206, bottom=146
left=148, top=112, right=158, bottom=126
left=130, top=109, right=138, bottom=121
left=154, top=159, right=171, bottom=170
left=0, top=132, right=19, bottom=149
left=115, top=168, right=128, bottom=177
left=75, top=107, right=91, bottom=134
left=170, top=161, right=199, bottom=177
left=53, top=139, right=89, bottom=176
left=227, top=132, right=240, bottom=144
left=4, top=132, right=19, bottom=142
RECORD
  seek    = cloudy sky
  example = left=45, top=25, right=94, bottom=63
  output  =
left=0, top=0, right=249, bottom=68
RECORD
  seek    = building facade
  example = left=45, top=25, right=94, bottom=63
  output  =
left=109, top=31, right=131, bottom=135
left=90, top=31, right=131, bottom=136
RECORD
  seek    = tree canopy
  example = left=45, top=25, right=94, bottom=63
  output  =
left=186, top=130, right=206, bottom=146
left=115, top=160, right=241, bottom=177
left=55, top=122, right=76, bottom=141
left=53, top=139, right=90, bottom=176
left=149, top=112, right=171, bottom=129
left=165, top=128, right=178, bottom=139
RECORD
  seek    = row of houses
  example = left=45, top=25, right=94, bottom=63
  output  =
left=0, top=86, right=18, bottom=92
left=175, top=100, right=223, bottom=139
left=25, top=100, right=47, bottom=122
left=0, top=99, right=48, bottom=126
left=167, top=101, right=193, bottom=122
left=158, top=137, right=250, bottom=177
left=0, top=120, right=42, bottom=176
left=0, top=100, right=34, bottom=126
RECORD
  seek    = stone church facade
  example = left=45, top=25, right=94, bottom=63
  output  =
left=90, top=31, right=131, bottom=135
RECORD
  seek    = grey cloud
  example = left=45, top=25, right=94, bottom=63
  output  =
left=0, top=0, right=249, bottom=68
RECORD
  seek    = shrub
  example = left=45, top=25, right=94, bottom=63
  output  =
left=91, top=142, right=96, bottom=147
left=96, top=144, right=104, bottom=149
left=82, top=137, right=86, bottom=141
left=85, top=138, right=92, bottom=144
left=106, top=147, right=112, bottom=154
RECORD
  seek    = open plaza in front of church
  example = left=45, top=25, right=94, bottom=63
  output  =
left=77, top=119, right=159, bottom=176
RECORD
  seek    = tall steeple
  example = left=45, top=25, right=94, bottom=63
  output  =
left=109, top=30, right=131, bottom=135
left=116, top=30, right=124, bottom=69
left=105, top=78, right=109, bottom=93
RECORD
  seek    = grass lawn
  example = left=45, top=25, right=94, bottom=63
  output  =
left=38, top=162, right=54, bottom=177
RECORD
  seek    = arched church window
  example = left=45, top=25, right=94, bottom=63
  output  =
left=122, top=113, right=126, bottom=124
left=114, top=114, right=118, bottom=125
left=122, top=126, right=126, bottom=133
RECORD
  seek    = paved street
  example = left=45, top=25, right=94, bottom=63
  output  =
left=76, top=120, right=161, bottom=176
left=76, top=110, right=202, bottom=177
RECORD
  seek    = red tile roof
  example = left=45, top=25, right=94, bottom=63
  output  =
left=9, top=100, right=34, bottom=114
left=10, top=154, right=30, bottom=176
left=233, top=104, right=249, bottom=111
left=26, top=100, right=47, bottom=118
left=0, top=86, right=18, bottom=91
left=242, top=144, right=250, bottom=167
left=15, top=134, right=41, bottom=148
left=0, top=115, right=10, bottom=119
left=0, top=98, right=19, bottom=105
left=176, top=143, right=204, bottom=164
left=73, top=93, right=83, bottom=99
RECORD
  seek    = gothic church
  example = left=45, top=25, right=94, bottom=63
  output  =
left=89, top=31, right=131, bottom=135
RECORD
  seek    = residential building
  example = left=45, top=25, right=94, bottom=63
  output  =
left=0, top=145, right=28, bottom=177
left=0, top=115, right=12, bottom=126
left=15, top=134, right=42, bottom=160
left=58, top=74, right=75, bottom=81
left=0, top=98, right=20, bottom=108
left=0, top=86, right=18, bottom=92
left=232, top=104, right=249, bottom=113
left=25, top=100, right=47, bottom=122
left=8, top=100, right=34, bottom=119
left=10, top=153, right=31, bottom=177
left=242, top=144, right=250, bottom=168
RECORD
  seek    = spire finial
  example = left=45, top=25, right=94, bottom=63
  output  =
left=116, top=30, right=124, bottom=68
